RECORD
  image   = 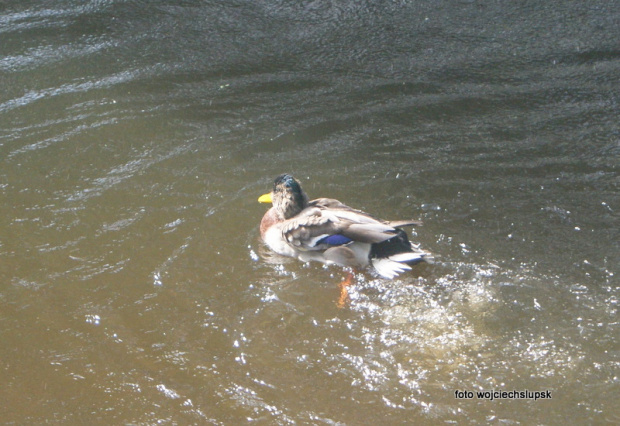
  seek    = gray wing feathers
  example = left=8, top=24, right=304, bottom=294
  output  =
left=281, top=204, right=406, bottom=249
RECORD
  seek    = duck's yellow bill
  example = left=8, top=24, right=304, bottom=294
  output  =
left=258, top=193, right=272, bottom=203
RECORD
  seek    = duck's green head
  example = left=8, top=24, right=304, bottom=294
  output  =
left=258, top=174, right=309, bottom=219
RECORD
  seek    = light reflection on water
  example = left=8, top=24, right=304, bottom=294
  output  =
left=1, top=0, right=619, bottom=424
left=242, top=253, right=617, bottom=422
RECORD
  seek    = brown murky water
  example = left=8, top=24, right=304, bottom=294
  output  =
left=1, top=1, right=619, bottom=424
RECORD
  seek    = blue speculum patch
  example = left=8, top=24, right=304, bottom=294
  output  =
left=317, top=234, right=352, bottom=246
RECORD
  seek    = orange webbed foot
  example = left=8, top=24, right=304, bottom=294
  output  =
left=336, top=270, right=355, bottom=308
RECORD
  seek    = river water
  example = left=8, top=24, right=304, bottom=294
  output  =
left=1, top=1, right=618, bottom=424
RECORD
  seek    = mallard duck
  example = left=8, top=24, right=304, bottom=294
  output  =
left=258, top=174, right=432, bottom=279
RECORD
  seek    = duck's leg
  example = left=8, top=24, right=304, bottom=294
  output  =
left=336, top=270, right=354, bottom=308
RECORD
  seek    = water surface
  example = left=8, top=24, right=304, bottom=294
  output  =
left=1, top=1, right=618, bottom=424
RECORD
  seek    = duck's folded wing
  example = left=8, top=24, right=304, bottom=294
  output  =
left=282, top=208, right=400, bottom=250
left=282, top=213, right=345, bottom=250
left=340, top=222, right=400, bottom=243
left=312, top=198, right=381, bottom=224
left=312, top=198, right=423, bottom=227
